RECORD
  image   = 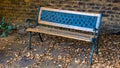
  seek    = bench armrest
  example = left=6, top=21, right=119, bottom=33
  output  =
left=25, top=19, right=37, bottom=28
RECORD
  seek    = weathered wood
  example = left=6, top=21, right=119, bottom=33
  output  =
left=38, top=21, right=94, bottom=32
left=26, top=26, right=94, bottom=42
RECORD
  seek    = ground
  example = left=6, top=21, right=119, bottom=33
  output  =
left=0, top=28, right=120, bottom=68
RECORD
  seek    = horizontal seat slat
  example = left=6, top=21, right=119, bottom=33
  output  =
left=26, top=26, right=93, bottom=42
left=38, top=21, right=94, bottom=32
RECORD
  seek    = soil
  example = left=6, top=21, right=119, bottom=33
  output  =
left=0, top=29, right=120, bottom=68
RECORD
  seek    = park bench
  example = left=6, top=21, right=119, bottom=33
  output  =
left=26, top=7, right=102, bottom=65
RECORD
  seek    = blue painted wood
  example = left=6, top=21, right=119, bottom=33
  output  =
left=40, top=10, right=98, bottom=29
left=95, top=14, right=102, bottom=55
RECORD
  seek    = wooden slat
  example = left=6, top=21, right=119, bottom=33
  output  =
left=38, top=20, right=94, bottom=32
left=26, top=26, right=94, bottom=42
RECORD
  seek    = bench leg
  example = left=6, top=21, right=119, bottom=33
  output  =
left=90, top=42, right=95, bottom=65
left=28, top=32, right=32, bottom=50
left=38, top=33, right=43, bottom=42
left=96, top=38, right=99, bottom=55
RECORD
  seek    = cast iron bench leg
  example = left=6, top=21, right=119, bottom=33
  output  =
left=96, top=38, right=99, bottom=55
left=28, top=32, right=32, bottom=50
left=38, top=33, right=43, bottom=42
left=90, top=40, right=95, bottom=65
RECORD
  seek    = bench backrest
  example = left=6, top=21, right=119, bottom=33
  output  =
left=38, top=7, right=102, bottom=32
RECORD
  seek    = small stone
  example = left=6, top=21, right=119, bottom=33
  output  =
left=58, top=55, right=62, bottom=60
left=13, top=58, right=17, bottom=61
left=46, top=56, right=53, bottom=60
left=24, top=66, right=28, bottom=68
left=40, top=54, right=44, bottom=57
left=2, top=47, right=5, bottom=49
left=99, top=52, right=102, bottom=55
left=8, top=48, right=11, bottom=50
left=53, top=61, right=57, bottom=64
left=34, top=49, right=37, bottom=51
left=75, top=58, right=80, bottom=64
left=26, top=52, right=30, bottom=57
left=66, top=59, right=71, bottom=63
left=6, top=60, right=10, bottom=64
left=10, top=58, right=13, bottom=60
left=81, top=60, right=86, bottom=64
left=30, top=54, right=34, bottom=59
left=76, top=48, right=79, bottom=52
left=14, top=52, right=20, bottom=57
left=35, top=54, right=40, bottom=59
left=58, top=64, right=62, bottom=67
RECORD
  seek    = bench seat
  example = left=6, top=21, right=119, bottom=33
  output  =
left=26, top=26, right=94, bottom=42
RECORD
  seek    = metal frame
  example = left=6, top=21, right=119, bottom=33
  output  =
left=38, top=33, right=43, bottom=42
left=90, top=14, right=102, bottom=64
left=27, top=6, right=103, bottom=65
left=27, top=7, right=43, bottom=50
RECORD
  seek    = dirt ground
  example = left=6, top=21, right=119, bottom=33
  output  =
left=0, top=29, right=120, bottom=68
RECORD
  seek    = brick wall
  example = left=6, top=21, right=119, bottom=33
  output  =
left=0, top=0, right=120, bottom=31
